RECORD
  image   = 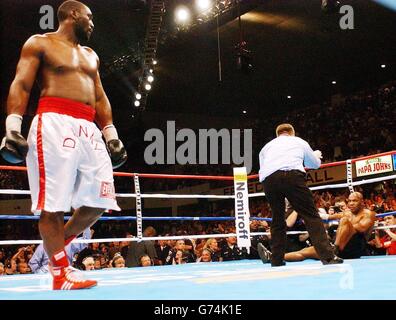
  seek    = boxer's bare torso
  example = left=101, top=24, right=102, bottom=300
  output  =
left=21, top=33, right=98, bottom=108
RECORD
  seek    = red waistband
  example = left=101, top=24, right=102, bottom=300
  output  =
left=37, top=97, right=96, bottom=122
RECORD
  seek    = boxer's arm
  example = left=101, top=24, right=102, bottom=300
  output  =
left=7, top=36, right=42, bottom=115
left=286, top=210, right=298, bottom=228
left=352, top=211, right=376, bottom=233
left=327, top=213, right=345, bottom=220
left=94, top=60, right=127, bottom=168
left=94, top=61, right=113, bottom=129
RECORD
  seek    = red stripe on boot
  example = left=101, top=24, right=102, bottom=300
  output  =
left=50, top=249, right=69, bottom=268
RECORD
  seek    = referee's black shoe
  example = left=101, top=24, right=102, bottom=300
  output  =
left=321, top=255, right=343, bottom=265
left=257, top=243, right=272, bottom=264
left=257, top=243, right=286, bottom=267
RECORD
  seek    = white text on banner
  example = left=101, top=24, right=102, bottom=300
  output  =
left=233, top=167, right=251, bottom=252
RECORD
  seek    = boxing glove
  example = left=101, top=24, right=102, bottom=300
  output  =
left=102, top=124, right=127, bottom=169
left=0, top=114, right=28, bottom=164
left=107, top=138, right=127, bottom=169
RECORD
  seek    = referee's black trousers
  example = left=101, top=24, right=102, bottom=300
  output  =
left=262, top=170, right=334, bottom=263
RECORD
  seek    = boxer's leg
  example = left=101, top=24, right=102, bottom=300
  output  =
left=335, top=217, right=357, bottom=251
left=64, top=206, right=105, bottom=240
left=285, top=246, right=319, bottom=261
left=39, top=211, right=65, bottom=258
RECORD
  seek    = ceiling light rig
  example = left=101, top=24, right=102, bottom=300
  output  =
left=321, top=0, right=341, bottom=14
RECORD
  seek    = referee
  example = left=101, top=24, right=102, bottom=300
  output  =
left=259, top=123, right=343, bottom=266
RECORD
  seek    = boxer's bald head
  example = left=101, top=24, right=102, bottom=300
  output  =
left=347, top=192, right=364, bottom=214
left=349, top=192, right=363, bottom=201
left=57, top=1, right=88, bottom=22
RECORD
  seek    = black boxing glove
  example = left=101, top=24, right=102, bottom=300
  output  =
left=102, top=124, right=127, bottom=169
left=0, top=114, right=29, bottom=164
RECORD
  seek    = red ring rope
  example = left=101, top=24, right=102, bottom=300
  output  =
left=0, top=150, right=395, bottom=181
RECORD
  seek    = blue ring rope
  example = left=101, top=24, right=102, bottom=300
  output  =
left=0, top=212, right=393, bottom=221
left=0, top=215, right=271, bottom=221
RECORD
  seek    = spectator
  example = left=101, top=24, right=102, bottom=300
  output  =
left=203, top=238, right=221, bottom=262
left=0, top=262, right=5, bottom=276
left=111, top=253, right=126, bottom=268
left=17, top=261, right=31, bottom=274
left=165, top=239, right=195, bottom=265
left=155, top=238, right=171, bottom=265
left=172, top=250, right=187, bottom=265
left=373, top=215, right=396, bottom=255
left=29, top=228, right=92, bottom=273
left=125, top=226, right=158, bottom=267
left=0, top=250, right=6, bottom=264
left=139, top=254, right=153, bottom=267
left=220, top=236, right=247, bottom=261
left=94, top=258, right=102, bottom=270
left=196, top=249, right=212, bottom=263
left=4, top=259, right=17, bottom=275
left=82, top=256, right=96, bottom=271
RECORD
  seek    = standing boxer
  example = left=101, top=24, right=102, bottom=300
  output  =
left=1, top=0, right=127, bottom=289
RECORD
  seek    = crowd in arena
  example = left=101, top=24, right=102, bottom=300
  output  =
left=0, top=81, right=395, bottom=193
left=1, top=181, right=395, bottom=276
left=0, top=81, right=396, bottom=275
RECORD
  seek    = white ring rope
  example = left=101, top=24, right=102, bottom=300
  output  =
left=2, top=174, right=396, bottom=199
left=0, top=175, right=396, bottom=199
left=1, top=157, right=396, bottom=246
left=1, top=224, right=395, bottom=246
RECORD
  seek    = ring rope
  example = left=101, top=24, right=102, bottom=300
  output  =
left=0, top=150, right=395, bottom=181
left=0, top=211, right=395, bottom=221
left=1, top=150, right=396, bottom=246
left=2, top=173, right=396, bottom=198
left=1, top=224, right=395, bottom=246
left=0, top=150, right=396, bottom=176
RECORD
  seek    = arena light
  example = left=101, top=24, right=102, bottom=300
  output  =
left=321, top=0, right=341, bottom=13
left=381, top=64, right=386, bottom=69
left=175, top=6, right=191, bottom=24
left=242, top=110, right=247, bottom=114
left=196, top=0, right=212, bottom=11
left=149, top=69, right=153, bottom=73
left=135, top=92, right=142, bottom=100
left=152, top=59, right=158, bottom=65
left=134, top=100, right=140, bottom=107
left=332, top=80, right=337, bottom=85
left=373, top=0, right=396, bottom=11
left=147, top=75, right=154, bottom=83
left=144, top=83, right=152, bottom=91
left=287, top=95, right=292, bottom=99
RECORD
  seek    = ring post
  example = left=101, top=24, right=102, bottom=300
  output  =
left=346, top=159, right=354, bottom=193
left=233, top=167, right=251, bottom=253
left=133, top=174, right=143, bottom=241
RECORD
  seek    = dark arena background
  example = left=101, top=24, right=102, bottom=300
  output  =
left=1, top=0, right=396, bottom=314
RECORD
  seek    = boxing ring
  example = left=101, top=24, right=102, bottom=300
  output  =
left=1, top=151, right=396, bottom=300
left=1, top=256, right=396, bottom=300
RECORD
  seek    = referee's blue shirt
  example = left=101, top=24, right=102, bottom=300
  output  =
left=259, top=135, right=321, bottom=182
